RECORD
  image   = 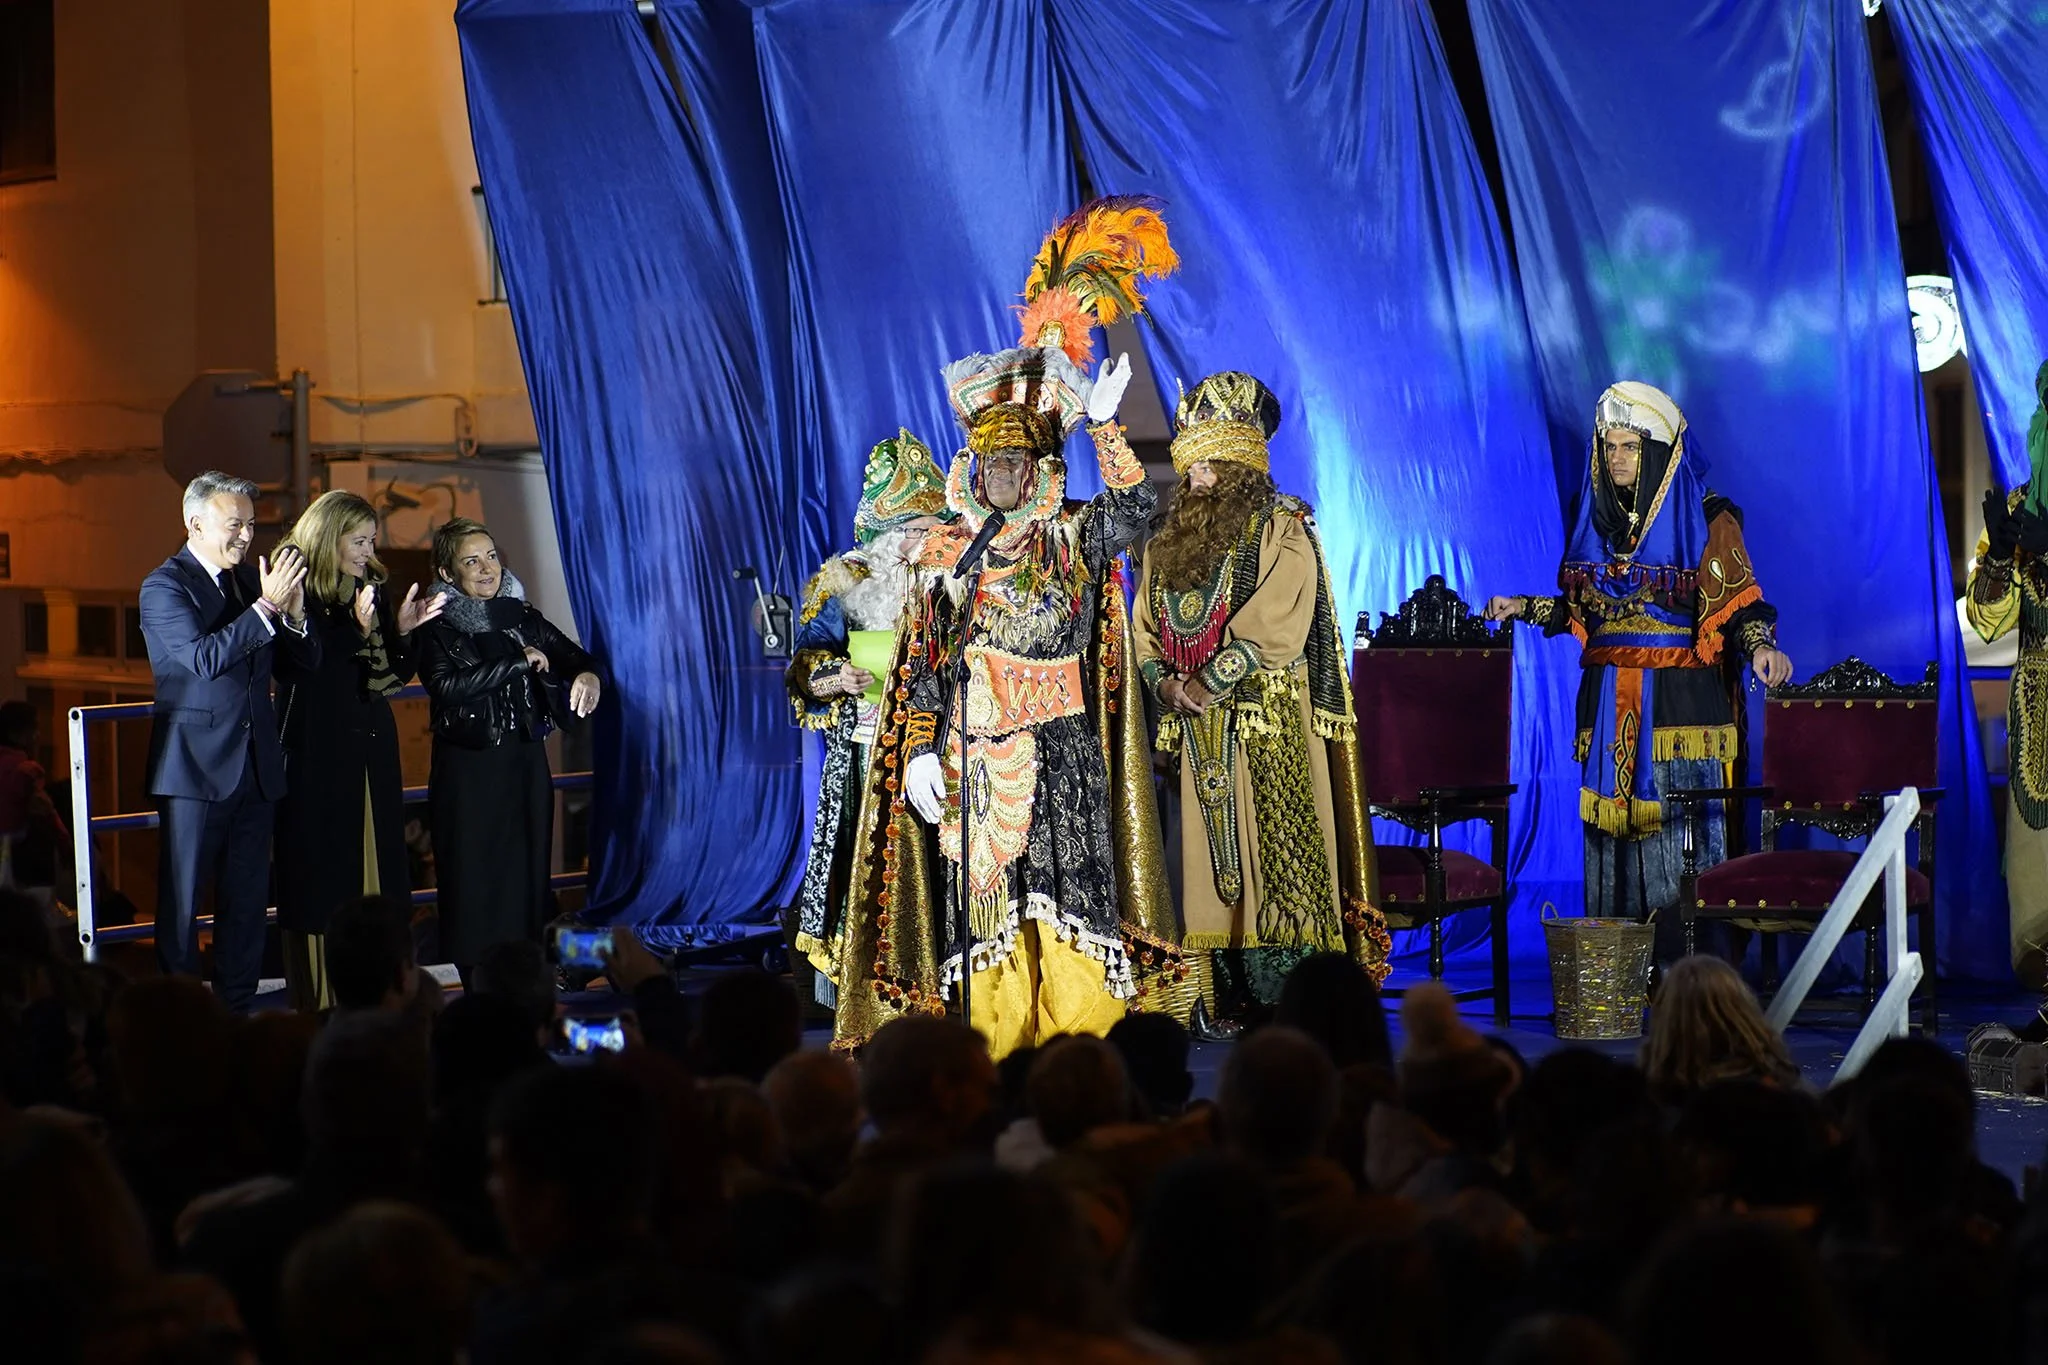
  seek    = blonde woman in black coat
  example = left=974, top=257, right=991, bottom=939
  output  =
left=275, top=490, right=443, bottom=1010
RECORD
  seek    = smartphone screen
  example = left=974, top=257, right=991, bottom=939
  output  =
left=559, top=1015, right=627, bottom=1054
left=554, top=926, right=614, bottom=971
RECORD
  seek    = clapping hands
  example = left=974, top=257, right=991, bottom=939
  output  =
left=258, top=548, right=307, bottom=618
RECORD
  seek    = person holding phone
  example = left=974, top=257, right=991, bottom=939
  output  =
left=273, top=491, right=444, bottom=1011
left=418, top=517, right=600, bottom=977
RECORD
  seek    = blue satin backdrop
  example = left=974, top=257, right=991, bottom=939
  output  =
left=457, top=0, right=2003, bottom=974
left=458, top=0, right=807, bottom=940
left=1469, top=0, right=2003, bottom=976
left=734, top=0, right=1088, bottom=531
left=1049, top=0, right=1577, bottom=963
left=1887, top=0, right=2048, bottom=487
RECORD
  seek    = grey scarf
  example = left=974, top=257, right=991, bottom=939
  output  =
left=429, top=571, right=529, bottom=636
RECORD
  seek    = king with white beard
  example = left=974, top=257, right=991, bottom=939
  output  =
left=787, top=431, right=951, bottom=1003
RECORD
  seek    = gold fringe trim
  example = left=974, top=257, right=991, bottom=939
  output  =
left=1153, top=662, right=1354, bottom=748
left=793, top=702, right=845, bottom=733
left=1234, top=664, right=1297, bottom=738
left=1694, top=580, right=1762, bottom=666
left=794, top=930, right=840, bottom=984
left=1180, top=926, right=1346, bottom=954
left=799, top=557, right=870, bottom=626
left=1573, top=723, right=1738, bottom=765
left=1655, top=723, right=1737, bottom=762
left=1183, top=931, right=1259, bottom=951
left=1581, top=787, right=1661, bottom=837
left=789, top=646, right=848, bottom=731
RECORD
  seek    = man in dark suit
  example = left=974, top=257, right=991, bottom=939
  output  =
left=141, top=470, right=319, bottom=1011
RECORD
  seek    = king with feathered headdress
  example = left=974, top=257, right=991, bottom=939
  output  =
left=828, top=197, right=1185, bottom=1056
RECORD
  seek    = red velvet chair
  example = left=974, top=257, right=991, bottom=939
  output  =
left=1671, top=657, right=1939, bottom=1030
left=1353, top=576, right=1516, bottom=1024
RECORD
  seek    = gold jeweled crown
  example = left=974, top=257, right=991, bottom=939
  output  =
left=854, top=429, right=948, bottom=545
left=1170, top=370, right=1280, bottom=475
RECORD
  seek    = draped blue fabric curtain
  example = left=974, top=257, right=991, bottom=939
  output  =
left=457, top=0, right=807, bottom=939
left=1049, top=0, right=1576, bottom=963
left=1469, top=0, right=2003, bottom=977
left=737, top=0, right=1084, bottom=534
left=1886, top=0, right=2048, bottom=487
left=458, top=0, right=2002, bottom=974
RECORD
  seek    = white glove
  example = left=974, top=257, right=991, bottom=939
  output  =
left=1085, top=353, right=1133, bottom=425
left=905, top=752, right=949, bottom=825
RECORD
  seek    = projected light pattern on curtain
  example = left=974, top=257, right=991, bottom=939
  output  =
left=1470, top=0, right=2003, bottom=976
left=1047, top=0, right=1578, bottom=962
left=1887, top=0, right=2048, bottom=489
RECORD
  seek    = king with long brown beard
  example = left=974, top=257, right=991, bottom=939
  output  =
left=1134, top=371, right=1391, bottom=1038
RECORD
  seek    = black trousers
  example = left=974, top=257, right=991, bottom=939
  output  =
left=156, top=752, right=274, bottom=1012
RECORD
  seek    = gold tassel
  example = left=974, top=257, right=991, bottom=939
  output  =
left=1311, top=710, right=1355, bottom=742
left=1581, top=787, right=1663, bottom=837
left=1652, top=724, right=1739, bottom=763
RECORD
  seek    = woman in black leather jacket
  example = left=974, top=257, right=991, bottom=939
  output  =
left=418, top=517, right=600, bottom=972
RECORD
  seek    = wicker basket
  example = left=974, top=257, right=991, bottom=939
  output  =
left=1128, top=953, right=1208, bottom=1025
left=1543, top=904, right=1654, bottom=1041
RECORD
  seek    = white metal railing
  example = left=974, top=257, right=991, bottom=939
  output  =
left=1762, top=787, right=1924, bottom=1084
left=67, top=688, right=592, bottom=963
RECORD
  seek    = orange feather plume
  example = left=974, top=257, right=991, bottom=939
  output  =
left=1015, top=195, right=1179, bottom=365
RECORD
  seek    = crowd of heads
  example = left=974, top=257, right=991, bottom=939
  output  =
left=0, top=900, right=2041, bottom=1364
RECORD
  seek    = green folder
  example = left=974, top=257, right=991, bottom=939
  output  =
left=848, top=630, right=893, bottom=704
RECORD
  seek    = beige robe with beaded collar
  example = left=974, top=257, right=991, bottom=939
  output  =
left=1134, top=505, right=1372, bottom=958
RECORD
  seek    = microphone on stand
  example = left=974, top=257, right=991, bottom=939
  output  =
left=953, top=510, right=1008, bottom=579
left=732, top=565, right=790, bottom=657
left=944, top=509, right=1004, bottom=1034
left=934, top=511, right=1007, bottom=757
